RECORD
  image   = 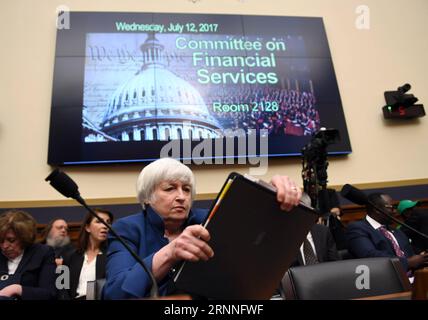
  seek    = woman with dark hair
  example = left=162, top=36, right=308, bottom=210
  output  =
left=0, top=210, right=56, bottom=300
left=63, top=209, right=113, bottom=299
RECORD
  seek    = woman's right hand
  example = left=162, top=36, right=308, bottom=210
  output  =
left=169, top=225, right=214, bottom=262
left=152, top=225, right=214, bottom=281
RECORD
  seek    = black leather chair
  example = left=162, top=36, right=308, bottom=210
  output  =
left=86, top=278, right=106, bottom=300
left=280, top=257, right=411, bottom=300
left=337, top=248, right=354, bottom=260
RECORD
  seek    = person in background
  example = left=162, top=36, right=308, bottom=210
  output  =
left=0, top=210, right=57, bottom=300
left=41, top=218, right=75, bottom=266
left=104, top=157, right=302, bottom=299
left=397, top=200, right=428, bottom=254
left=325, top=189, right=348, bottom=251
left=293, top=193, right=340, bottom=266
left=346, top=193, right=428, bottom=274
left=62, top=209, right=113, bottom=300
left=317, top=188, right=347, bottom=251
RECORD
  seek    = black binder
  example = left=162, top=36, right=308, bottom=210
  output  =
left=173, top=172, right=318, bottom=299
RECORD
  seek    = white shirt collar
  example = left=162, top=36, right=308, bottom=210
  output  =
left=366, top=215, right=383, bottom=230
left=11, top=252, right=24, bottom=263
left=7, top=252, right=24, bottom=275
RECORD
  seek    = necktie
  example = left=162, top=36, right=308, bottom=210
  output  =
left=378, top=226, right=405, bottom=258
left=303, top=238, right=319, bottom=265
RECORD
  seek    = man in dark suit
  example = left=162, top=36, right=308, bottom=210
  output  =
left=318, top=188, right=347, bottom=250
left=346, top=193, right=428, bottom=272
left=292, top=192, right=339, bottom=266
left=273, top=222, right=339, bottom=298
left=293, top=223, right=340, bottom=266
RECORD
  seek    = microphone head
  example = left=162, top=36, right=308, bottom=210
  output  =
left=340, top=184, right=368, bottom=205
left=45, top=169, right=80, bottom=199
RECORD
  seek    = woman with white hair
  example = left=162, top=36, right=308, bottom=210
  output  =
left=103, top=158, right=301, bottom=299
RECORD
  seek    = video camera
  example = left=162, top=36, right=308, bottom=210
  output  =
left=384, top=83, right=418, bottom=108
left=301, top=128, right=340, bottom=213
left=301, top=128, right=340, bottom=161
left=383, top=83, right=425, bottom=119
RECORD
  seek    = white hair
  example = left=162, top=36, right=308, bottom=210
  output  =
left=46, top=235, right=71, bottom=248
left=136, top=158, right=195, bottom=209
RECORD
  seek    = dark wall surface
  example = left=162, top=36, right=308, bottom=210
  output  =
left=1, top=184, right=427, bottom=224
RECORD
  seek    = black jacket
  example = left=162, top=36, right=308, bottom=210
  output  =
left=0, top=243, right=57, bottom=300
left=62, top=249, right=107, bottom=299
left=293, top=223, right=340, bottom=266
left=53, top=243, right=75, bottom=260
left=402, top=208, right=428, bottom=253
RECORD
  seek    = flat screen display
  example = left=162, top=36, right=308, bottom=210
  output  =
left=48, top=12, right=351, bottom=165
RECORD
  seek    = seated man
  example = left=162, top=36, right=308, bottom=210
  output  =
left=40, top=218, right=75, bottom=266
left=397, top=199, right=428, bottom=253
left=292, top=193, right=340, bottom=266
left=346, top=193, right=428, bottom=273
left=292, top=223, right=340, bottom=266
left=271, top=194, right=340, bottom=299
left=320, top=188, right=347, bottom=251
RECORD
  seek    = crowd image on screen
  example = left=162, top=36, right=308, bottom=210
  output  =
left=206, top=84, right=320, bottom=137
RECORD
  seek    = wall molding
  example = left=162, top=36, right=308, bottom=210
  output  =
left=1, top=178, right=427, bottom=209
left=0, top=193, right=219, bottom=209
left=329, top=178, right=428, bottom=191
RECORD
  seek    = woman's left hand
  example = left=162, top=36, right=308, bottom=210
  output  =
left=0, top=284, right=22, bottom=297
left=270, top=175, right=302, bottom=211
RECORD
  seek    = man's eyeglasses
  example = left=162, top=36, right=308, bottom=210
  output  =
left=372, top=204, right=396, bottom=213
left=383, top=204, right=396, bottom=211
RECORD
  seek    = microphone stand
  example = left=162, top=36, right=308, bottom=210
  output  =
left=74, top=195, right=159, bottom=298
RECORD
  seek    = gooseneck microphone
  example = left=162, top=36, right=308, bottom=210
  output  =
left=340, top=184, right=369, bottom=206
left=340, top=184, right=428, bottom=240
left=45, top=169, right=159, bottom=298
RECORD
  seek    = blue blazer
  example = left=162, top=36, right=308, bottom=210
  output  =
left=346, top=219, right=414, bottom=271
left=103, top=207, right=208, bottom=299
left=0, top=243, right=57, bottom=300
